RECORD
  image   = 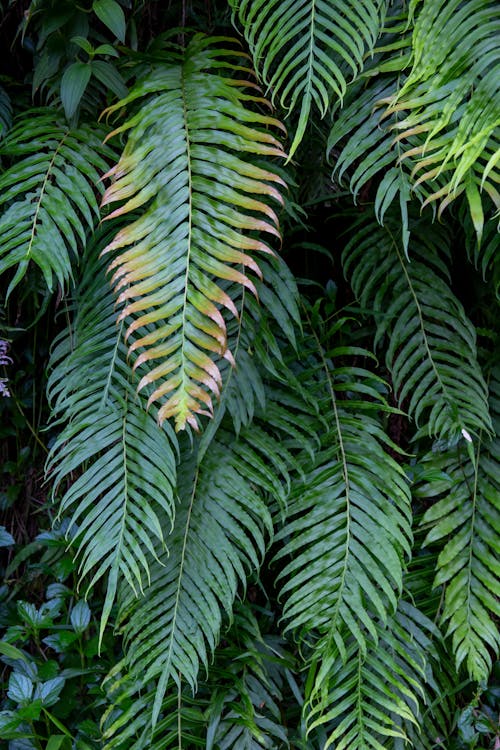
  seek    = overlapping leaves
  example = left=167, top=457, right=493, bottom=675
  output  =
left=305, top=601, right=437, bottom=749
left=416, top=369, right=500, bottom=681
left=329, top=0, right=500, bottom=242
left=388, top=0, right=500, bottom=233
left=274, top=313, right=412, bottom=717
left=343, top=215, right=492, bottom=444
left=108, top=415, right=298, bottom=737
left=101, top=35, right=288, bottom=431
left=230, top=0, right=386, bottom=156
left=0, top=110, right=114, bottom=296
left=46, top=234, right=177, bottom=641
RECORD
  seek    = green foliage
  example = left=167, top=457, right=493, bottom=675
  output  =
left=0, top=0, right=498, bottom=748
left=230, top=0, right=385, bottom=156
left=343, top=214, right=492, bottom=444
left=100, top=34, right=289, bottom=430
left=0, top=111, right=115, bottom=295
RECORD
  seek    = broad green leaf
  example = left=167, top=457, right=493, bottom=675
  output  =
left=0, top=525, right=15, bottom=547
left=93, top=0, right=126, bottom=42
left=61, top=62, right=92, bottom=120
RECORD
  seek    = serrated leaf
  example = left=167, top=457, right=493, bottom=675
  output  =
left=7, top=673, right=33, bottom=704
left=33, top=676, right=65, bottom=707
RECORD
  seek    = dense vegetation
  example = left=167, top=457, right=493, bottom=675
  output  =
left=0, top=0, right=499, bottom=748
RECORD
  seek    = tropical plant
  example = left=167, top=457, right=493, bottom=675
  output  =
left=0, top=0, right=498, bottom=748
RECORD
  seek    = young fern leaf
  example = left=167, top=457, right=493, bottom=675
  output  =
left=343, top=215, right=492, bottom=444
left=416, top=368, right=500, bottom=682
left=230, top=0, right=386, bottom=157
left=274, top=317, right=412, bottom=691
left=100, top=35, right=287, bottom=432
left=0, top=110, right=114, bottom=296
left=46, top=233, right=177, bottom=642
left=305, top=601, right=434, bottom=749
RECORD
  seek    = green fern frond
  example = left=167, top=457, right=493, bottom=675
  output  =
left=114, top=431, right=278, bottom=731
left=101, top=35, right=288, bottom=431
left=343, top=215, right=492, bottom=444
left=385, top=0, right=500, bottom=232
left=402, top=549, right=466, bottom=749
left=305, top=601, right=433, bottom=749
left=327, top=4, right=424, bottom=248
left=329, top=0, right=500, bottom=243
left=101, top=663, right=207, bottom=750
left=230, top=0, right=386, bottom=157
left=0, top=110, right=114, bottom=296
left=275, top=319, right=412, bottom=670
left=416, top=368, right=500, bottom=682
left=46, top=232, right=177, bottom=641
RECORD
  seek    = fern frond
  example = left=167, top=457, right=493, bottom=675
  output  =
left=402, top=547, right=467, bottom=749
left=230, top=0, right=386, bottom=157
left=416, top=368, right=500, bottom=681
left=343, top=214, right=492, bottom=444
left=101, top=664, right=207, bottom=750
left=101, top=35, right=288, bottom=431
left=275, top=317, right=412, bottom=674
left=0, top=110, right=114, bottom=296
left=328, top=0, right=500, bottom=242
left=385, top=0, right=500, bottom=232
left=327, top=4, right=425, bottom=249
left=114, top=431, right=278, bottom=730
left=46, top=232, right=177, bottom=641
left=305, top=601, right=433, bottom=749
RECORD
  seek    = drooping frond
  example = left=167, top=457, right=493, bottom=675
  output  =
left=305, top=601, right=434, bottom=749
left=112, top=428, right=284, bottom=734
left=230, top=0, right=386, bottom=157
left=387, top=0, right=500, bottom=230
left=0, top=110, right=114, bottom=296
left=46, top=232, right=177, bottom=640
left=402, top=545, right=467, bottom=748
left=343, top=214, right=492, bottom=444
left=329, top=0, right=500, bottom=243
left=101, top=34, right=288, bottom=431
left=102, top=600, right=298, bottom=749
left=415, top=368, right=500, bottom=682
left=274, top=314, right=412, bottom=696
